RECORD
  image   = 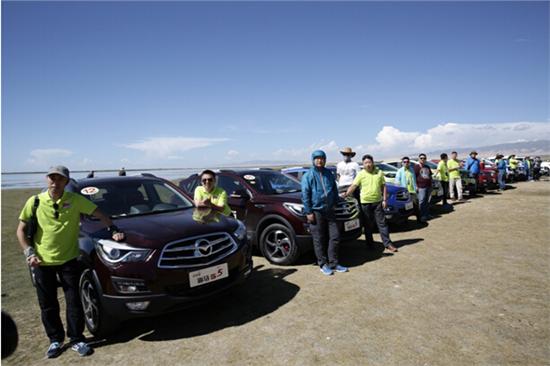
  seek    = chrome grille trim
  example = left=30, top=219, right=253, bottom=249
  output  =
left=395, top=191, right=410, bottom=201
left=334, top=199, right=360, bottom=220
left=158, top=232, right=238, bottom=269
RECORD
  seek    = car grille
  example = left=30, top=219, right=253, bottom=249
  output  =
left=158, top=232, right=238, bottom=269
left=395, top=191, right=410, bottom=201
left=334, top=199, right=360, bottom=220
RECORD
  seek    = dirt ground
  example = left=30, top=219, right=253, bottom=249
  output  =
left=2, top=180, right=549, bottom=365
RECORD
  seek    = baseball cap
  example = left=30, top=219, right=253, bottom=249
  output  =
left=47, top=165, right=70, bottom=179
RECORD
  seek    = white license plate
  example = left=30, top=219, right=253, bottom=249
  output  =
left=189, top=263, right=229, bottom=288
left=405, top=201, right=413, bottom=210
left=344, top=218, right=360, bottom=231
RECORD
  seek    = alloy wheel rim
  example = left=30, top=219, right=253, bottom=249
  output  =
left=265, top=229, right=292, bottom=259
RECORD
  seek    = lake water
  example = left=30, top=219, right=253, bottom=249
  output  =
left=1, top=169, right=202, bottom=189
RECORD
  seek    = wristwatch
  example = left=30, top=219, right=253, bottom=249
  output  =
left=24, top=247, right=35, bottom=258
left=108, top=225, right=120, bottom=234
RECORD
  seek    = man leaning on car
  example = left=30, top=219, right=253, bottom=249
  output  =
left=16, top=166, right=125, bottom=358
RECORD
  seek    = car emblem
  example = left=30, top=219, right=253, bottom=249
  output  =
left=194, top=239, right=212, bottom=257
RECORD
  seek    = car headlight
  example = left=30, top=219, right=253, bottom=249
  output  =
left=283, top=202, right=305, bottom=217
left=233, top=220, right=247, bottom=240
left=96, top=239, right=152, bottom=264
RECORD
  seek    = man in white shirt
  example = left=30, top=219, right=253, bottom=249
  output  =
left=336, top=147, right=361, bottom=189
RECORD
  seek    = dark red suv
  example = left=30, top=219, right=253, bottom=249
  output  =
left=179, top=169, right=362, bottom=265
left=75, top=174, right=252, bottom=337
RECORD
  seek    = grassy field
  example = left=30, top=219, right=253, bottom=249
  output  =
left=2, top=182, right=549, bottom=365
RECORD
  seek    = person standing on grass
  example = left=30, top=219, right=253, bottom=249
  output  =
left=336, top=147, right=361, bottom=190
left=495, top=154, right=507, bottom=191
left=343, top=154, right=398, bottom=253
left=302, top=150, right=348, bottom=276
left=395, top=156, right=420, bottom=223
left=435, top=153, right=452, bottom=208
left=466, top=151, right=481, bottom=194
left=448, top=151, right=464, bottom=202
left=16, top=166, right=125, bottom=358
left=414, top=153, right=433, bottom=222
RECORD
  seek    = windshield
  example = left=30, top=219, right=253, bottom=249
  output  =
left=240, top=171, right=301, bottom=195
left=79, top=180, right=193, bottom=218
left=422, top=161, right=438, bottom=169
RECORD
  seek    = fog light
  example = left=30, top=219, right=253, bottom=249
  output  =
left=112, top=277, right=149, bottom=294
left=126, top=301, right=150, bottom=311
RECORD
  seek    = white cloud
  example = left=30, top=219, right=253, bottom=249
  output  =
left=122, top=137, right=229, bottom=158
left=27, top=148, right=73, bottom=167
left=226, top=150, right=239, bottom=160
left=273, top=140, right=340, bottom=161
left=367, top=122, right=550, bottom=157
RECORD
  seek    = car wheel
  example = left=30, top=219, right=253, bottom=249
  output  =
left=259, top=223, right=300, bottom=265
left=79, top=269, right=118, bottom=337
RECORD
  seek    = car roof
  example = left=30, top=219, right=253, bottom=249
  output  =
left=77, top=174, right=164, bottom=187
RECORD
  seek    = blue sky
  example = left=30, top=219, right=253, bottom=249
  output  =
left=2, top=1, right=549, bottom=172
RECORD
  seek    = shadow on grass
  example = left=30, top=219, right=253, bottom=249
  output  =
left=90, top=265, right=299, bottom=345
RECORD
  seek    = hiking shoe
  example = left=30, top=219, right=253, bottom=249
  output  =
left=46, top=342, right=63, bottom=358
left=334, top=265, right=349, bottom=273
left=71, top=342, right=93, bottom=357
left=320, top=264, right=333, bottom=276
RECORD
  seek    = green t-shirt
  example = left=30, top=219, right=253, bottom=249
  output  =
left=447, top=159, right=461, bottom=179
left=353, top=168, right=385, bottom=204
left=437, top=160, right=449, bottom=182
left=19, top=191, right=97, bottom=265
left=194, top=186, right=232, bottom=216
left=404, top=169, right=416, bottom=193
left=509, top=158, right=518, bottom=169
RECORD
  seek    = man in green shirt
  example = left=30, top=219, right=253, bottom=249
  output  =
left=447, top=151, right=464, bottom=201
left=435, top=153, right=452, bottom=208
left=343, top=154, right=398, bottom=252
left=16, top=166, right=125, bottom=358
left=194, top=170, right=232, bottom=216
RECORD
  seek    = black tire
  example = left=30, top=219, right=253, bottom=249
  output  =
left=259, top=223, right=300, bottom=265
left=79, top=269, right=118, bottom=338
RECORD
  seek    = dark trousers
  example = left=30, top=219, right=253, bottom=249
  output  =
left=471, top=173, right=479, bottom=194
left=310, top=211, right=340, bottom=268
left=441, top=181, right=449, bottom=205
left=34, top=259, right=85, bottom=344
left=361, top=202, right=393, bottom=248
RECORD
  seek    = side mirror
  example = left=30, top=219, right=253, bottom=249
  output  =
left=230, top=189, right=250, bottom=199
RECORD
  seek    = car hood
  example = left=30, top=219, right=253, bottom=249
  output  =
left=82, top=209, right=239, bottom=249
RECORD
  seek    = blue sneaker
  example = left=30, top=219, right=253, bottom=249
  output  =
left=320, top=264, right=333, bottom=276
left=334, top=264, right=349, bottom=273
left=46, top=341, right=63, bottom=358
left=71, top=341, right=93, bottom=357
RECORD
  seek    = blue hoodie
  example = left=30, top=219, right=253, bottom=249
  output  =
left=395, top=165, right=417, bottom=192
left=301, top=151, right=339, bottom=214
left=466, top=156, right=480, bottom=174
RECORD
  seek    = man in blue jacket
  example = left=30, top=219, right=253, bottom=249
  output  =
left=466, top=151, right=481, bottom=195
left=302, top=150, right=348, bottom=276
left=394, top=157, right=421, bottom=222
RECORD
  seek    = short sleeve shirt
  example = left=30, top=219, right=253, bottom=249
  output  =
left=447, top=159, right=461, bottom=179
left=19, top=191, right=97, bottom=265
left=437, top=160, right=449, bottom=182
left=404, top=169, right=416, bottom=193
left=194, top=186, right=232, bottom=216
left=352, top=168, right=385, bottom=204
left=337, top=161, right=361, bottom=187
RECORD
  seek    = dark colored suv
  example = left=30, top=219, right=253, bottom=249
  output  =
left=75, top=174, right=252, bottom=336
left=179, top=169, right=362, bottom=265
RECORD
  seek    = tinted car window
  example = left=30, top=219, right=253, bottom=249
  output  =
left=217, top=176, right=245, bottom=195
left=241, top=171, right=301, bottom=195
left=80, top=180, right=193, bottom=217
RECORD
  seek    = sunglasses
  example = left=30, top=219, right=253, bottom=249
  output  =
left=202, top=178, right=214, bottom=183
left=53, top=203, right=60, bottom=219
left=419, top=157, right=426, bottom=160
left=402, top=160, right=409, bottom=163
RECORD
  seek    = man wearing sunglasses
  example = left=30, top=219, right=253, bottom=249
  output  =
left=414, top=153, right=433, bottom=222
left=16, top=166, right=125, bottom=358
left=194, top=170, right=232, bottom=216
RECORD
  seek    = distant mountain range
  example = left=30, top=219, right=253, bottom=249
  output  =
left=427, top=140, right=550, bottom=158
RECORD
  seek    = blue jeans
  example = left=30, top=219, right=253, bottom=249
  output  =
left=498, top=170, right=506, bottom=190
left=417, top=187, right=432, bottom=219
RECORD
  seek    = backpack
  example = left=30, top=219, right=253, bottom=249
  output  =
left=24, top=195, right=40, bottom=246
